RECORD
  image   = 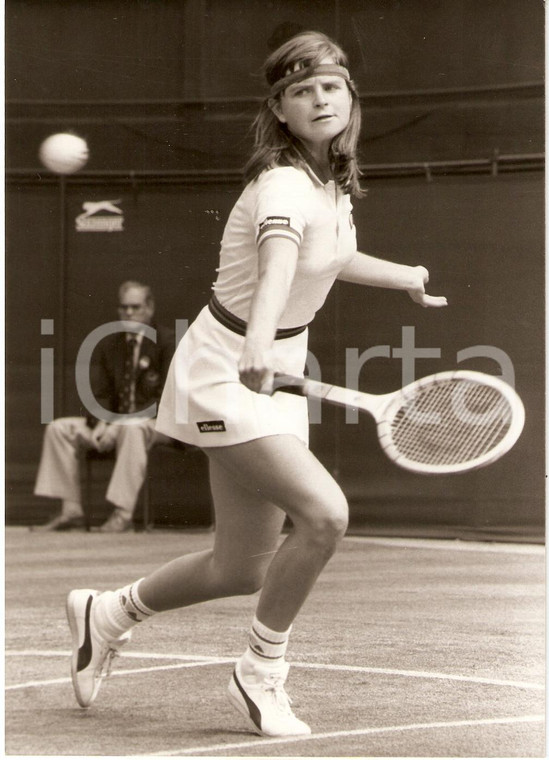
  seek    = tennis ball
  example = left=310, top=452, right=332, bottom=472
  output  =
left=39, top=133, right=89, bottom=174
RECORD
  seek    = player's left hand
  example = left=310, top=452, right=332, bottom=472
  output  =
left=408, top=266, right=448, bottom=308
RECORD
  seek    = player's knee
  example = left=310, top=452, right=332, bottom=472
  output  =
left=316, top=509, right=348, bottom=550
left=318, top=489, right=348, bottom=543
left=301, top=491, right=349, bottom=553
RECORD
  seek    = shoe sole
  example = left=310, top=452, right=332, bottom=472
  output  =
left=66, top=588, right=98, bottom=708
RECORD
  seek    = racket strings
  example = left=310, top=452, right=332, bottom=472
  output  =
left=390, top=380, right=512, bottom=466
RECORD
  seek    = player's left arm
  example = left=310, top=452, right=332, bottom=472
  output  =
left=337, top=251, right=448, bottom=308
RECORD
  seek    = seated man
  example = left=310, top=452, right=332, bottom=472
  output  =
left=33, top=280, right=175, bottom=532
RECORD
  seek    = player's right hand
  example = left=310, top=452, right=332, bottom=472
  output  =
left=238, top=344, right=275, bottom=394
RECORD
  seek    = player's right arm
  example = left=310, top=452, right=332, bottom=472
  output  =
left=238, top=236, right=298, bottom=393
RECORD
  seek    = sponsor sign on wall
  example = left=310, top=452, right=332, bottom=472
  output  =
left=75, top=199, right=124, bottom=232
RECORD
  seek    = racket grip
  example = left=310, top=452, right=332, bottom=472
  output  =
left=271, top=373, right=307, bottom=396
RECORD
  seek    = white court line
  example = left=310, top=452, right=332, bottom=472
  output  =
left=4, top=662, right=235, bottom=692
left=5, top=650, right=543, bottom=692
left=5, top=650, right=228, bottom=662
left=145, top=714, right=545, bottom=756
left=5, top=652, right=235, bottom=691
left=295, top=661, right=544, bottom=691
left=343, top=536, right=545, bottom=554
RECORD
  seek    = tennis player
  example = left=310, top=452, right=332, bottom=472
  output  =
left=66, top=31, right=447, bottom=737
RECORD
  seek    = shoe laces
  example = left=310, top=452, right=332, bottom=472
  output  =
left=103, top=647, right=121, bottom=679
left=95, top=635, right=129, bottom=680
left=262, top=672, right=294, bottom=716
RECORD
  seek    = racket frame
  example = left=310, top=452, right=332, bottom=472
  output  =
left=272, top=370, right=525, bottom=475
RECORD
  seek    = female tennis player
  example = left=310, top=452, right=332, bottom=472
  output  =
left=67, top=31, right=447, bottom=737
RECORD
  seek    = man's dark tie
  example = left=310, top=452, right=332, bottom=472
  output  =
left=119, top=336, right=137, bottom=413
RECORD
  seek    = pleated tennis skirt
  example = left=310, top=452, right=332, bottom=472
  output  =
left=155, top=304, right=310, bottom=448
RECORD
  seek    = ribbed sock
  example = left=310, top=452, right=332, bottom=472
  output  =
left=242, top=616, right=292, bottom=672
left=94, top=578, right=156, bottom=640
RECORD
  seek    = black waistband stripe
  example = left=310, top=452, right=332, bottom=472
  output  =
left=208, top=294, right=308, bottom=340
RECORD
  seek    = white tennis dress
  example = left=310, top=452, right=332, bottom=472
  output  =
left=156, top=160, right=357, bottom=447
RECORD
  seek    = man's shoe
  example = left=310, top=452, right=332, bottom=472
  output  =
left=66, top=589, right=131, bottom=708
left=31, top=514, right=86, bottom=532
left=228, top=659, right=311, bottom=737
left=98, top=511, right=133, bottom=533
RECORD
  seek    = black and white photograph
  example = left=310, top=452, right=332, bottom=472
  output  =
left=4, top=1, right=545, bottom=756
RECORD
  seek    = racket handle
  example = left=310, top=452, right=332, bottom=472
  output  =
left=271, top=373, right=307, bottom=396
left=270, top=373, right=354, bottom=408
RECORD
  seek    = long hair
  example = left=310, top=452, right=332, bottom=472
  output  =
left=244, top=32, right=364, bottom=197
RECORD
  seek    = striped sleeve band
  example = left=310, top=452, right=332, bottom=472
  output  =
left=257, top=216, right=302, bottom=248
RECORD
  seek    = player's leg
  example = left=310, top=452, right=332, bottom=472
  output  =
left=136, top=454, right=288, bottom=607
left=66, top=446, right=287, bottom=709
left=205, top=435, right=348, bottom=737
left=134, top=433, right=347, bottom=617
left=207, top=434, right=349, bottom=630
left=67, top=433, right=347, bottom=732
left=33, top=417, right=90, bottom=530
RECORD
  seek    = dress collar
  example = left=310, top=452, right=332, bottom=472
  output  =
left=293, top=142, right=334, bottom=186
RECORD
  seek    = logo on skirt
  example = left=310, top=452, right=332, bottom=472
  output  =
left=197, top=420, right=226, bottom=433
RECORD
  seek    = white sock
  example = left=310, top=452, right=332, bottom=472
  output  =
left=242, top=616, right=292, bottom=673
left=94, top=579, right=156, bottom=640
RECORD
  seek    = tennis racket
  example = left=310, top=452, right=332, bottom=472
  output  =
left=269, top=370, right=525, bottom=474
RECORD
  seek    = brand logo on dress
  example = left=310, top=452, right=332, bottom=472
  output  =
left=76, top=199, right=124, bottom=232
left=259, top=216, right=290, bottom=230
left=197, top=420, right=226, bottom=433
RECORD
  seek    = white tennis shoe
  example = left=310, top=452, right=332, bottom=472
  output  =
left=66, top=588, right=131, bottom=708
left=228, top=659, right=311, bottom=737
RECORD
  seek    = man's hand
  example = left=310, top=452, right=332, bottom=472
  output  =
left=89, top=421, right=117, bottom=452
